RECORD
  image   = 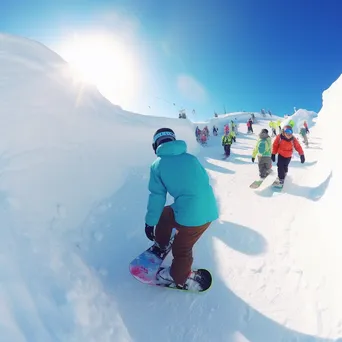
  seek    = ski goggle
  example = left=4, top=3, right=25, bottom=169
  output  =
left=284, top=128, right=293, bottom=134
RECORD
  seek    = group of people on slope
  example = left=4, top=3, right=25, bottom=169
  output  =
left=252, top=125, right=305, bottom=185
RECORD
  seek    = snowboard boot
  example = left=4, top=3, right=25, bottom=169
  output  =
left=274, top=177, right=284, bottom=185
left=156, top=267, right=204, bottom=291
left=151, top=241, right=173, bottom=259
left=156, top=267, right=175, bottom=286
left=177, top=270, right=204, bottom=291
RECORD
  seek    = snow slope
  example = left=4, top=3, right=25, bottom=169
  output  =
left=0, top=33, right=341, bottom=342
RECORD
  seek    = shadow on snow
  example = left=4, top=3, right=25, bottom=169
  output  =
left=255, top=172, right=332, bottom=202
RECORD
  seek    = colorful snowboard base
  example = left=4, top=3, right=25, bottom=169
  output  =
left=129, top=242, right=172, bottom=285
left=129, top=233, right=212, bottom=293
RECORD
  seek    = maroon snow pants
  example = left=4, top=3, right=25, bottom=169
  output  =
left=155, top=206, right=211, bottom=285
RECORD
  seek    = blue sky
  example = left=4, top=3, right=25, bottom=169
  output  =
left=1, top=0, right=342, bottom=120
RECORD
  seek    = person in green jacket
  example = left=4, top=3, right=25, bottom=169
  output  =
left=222, top=131, right=234, bottom=158
left=251, top=128, right=272, bottom=179
left=145, top=128, right=219, bottom=290
left=269, top=121, right=277, bottom=137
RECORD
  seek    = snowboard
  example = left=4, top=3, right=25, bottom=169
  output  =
left=129, top=242, right=172, bottom=285
left=129, top=239, right=212, bottom=293
left=249, top=170, right=273, bottom=189
left=249, top=179, right=264, bottom=189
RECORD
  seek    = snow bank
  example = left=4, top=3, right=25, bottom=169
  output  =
left=281, top=109, right=318, bottom=132
left=0, top=33, right=197, bottom=341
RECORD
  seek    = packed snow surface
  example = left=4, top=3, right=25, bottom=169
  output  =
left=0, top=33, right=341, bottom=342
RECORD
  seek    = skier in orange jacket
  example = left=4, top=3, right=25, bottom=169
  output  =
left=271, top=125, right=305, bottom=184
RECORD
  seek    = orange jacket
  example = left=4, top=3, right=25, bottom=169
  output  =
left=272, top=134, right=304, bottom=158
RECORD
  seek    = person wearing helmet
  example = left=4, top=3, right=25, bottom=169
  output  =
left=145, top=128, right=219, bottom=289
left=304, top=121, right=310, bottom=134
left=300, top=125, right=309, bottom=147
left=221, top=130, right=235, bottom=158
left=271, top=125, right=305, bottom=185
left=251, top=128, right=272, bottom=179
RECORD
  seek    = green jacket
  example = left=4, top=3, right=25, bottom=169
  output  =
left=222, top=134, right=233, bottom=145
left=252, top=133, right=272, bottom=158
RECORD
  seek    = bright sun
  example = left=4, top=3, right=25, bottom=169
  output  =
left=59, top=33, right=141, bottom=107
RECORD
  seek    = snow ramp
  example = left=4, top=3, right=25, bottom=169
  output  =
left=0, top=33, right=341, bottom=342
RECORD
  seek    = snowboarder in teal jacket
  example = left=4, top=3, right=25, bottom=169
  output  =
left=144, top=128, right=219, bottom=289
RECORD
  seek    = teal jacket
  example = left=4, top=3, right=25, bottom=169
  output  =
left=145, top=140, right=219, bottom=227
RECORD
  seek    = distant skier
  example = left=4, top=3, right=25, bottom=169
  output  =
left=145, top=128, right=219, bottom=290
left=269, top=121, right=277, bottom=137
left=213, top=125, right=218, bottom=136
left=304, top=121, right=310, bottom=134
left=271, top=125, right=305, bottom=185
left=276, top=119, right=282, bottom=134
left=299, top=126, right=309, bottom=147
left=224, top=124, right=230, bottom=135
left=200, top=130, right=207, bottom=145
left=234, top=118, right=239, bottom=134
left=195, top=126, right=202, bottom=142
left=247, top=118, right=253, bottom=133
left=222, top=131, right=235, bottom=158
left=251, top=129, right=272, bottom=179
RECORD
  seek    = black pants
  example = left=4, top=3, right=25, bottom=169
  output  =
left=277, top=154, right=291, bottom=180
left=223, top=144, right=231, bottom=157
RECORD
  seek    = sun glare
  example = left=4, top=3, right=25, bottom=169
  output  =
left=59, top=33, right=141, bottom=107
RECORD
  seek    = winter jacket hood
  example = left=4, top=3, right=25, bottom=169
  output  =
left=156, top=140, right=186, bottom=156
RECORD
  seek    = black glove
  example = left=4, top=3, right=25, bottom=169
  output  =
left=300, top=155, right=305, bottom=164
left=271, top=154, right=276, bottom=162
left=252, top=157, right=255, bottom=163
left=145, top=224, right=155, bottom=241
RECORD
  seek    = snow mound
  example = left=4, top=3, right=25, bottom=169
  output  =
left=281, top=108, right=318, bottom=132
left=0, top=33, right=197, bottom=342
